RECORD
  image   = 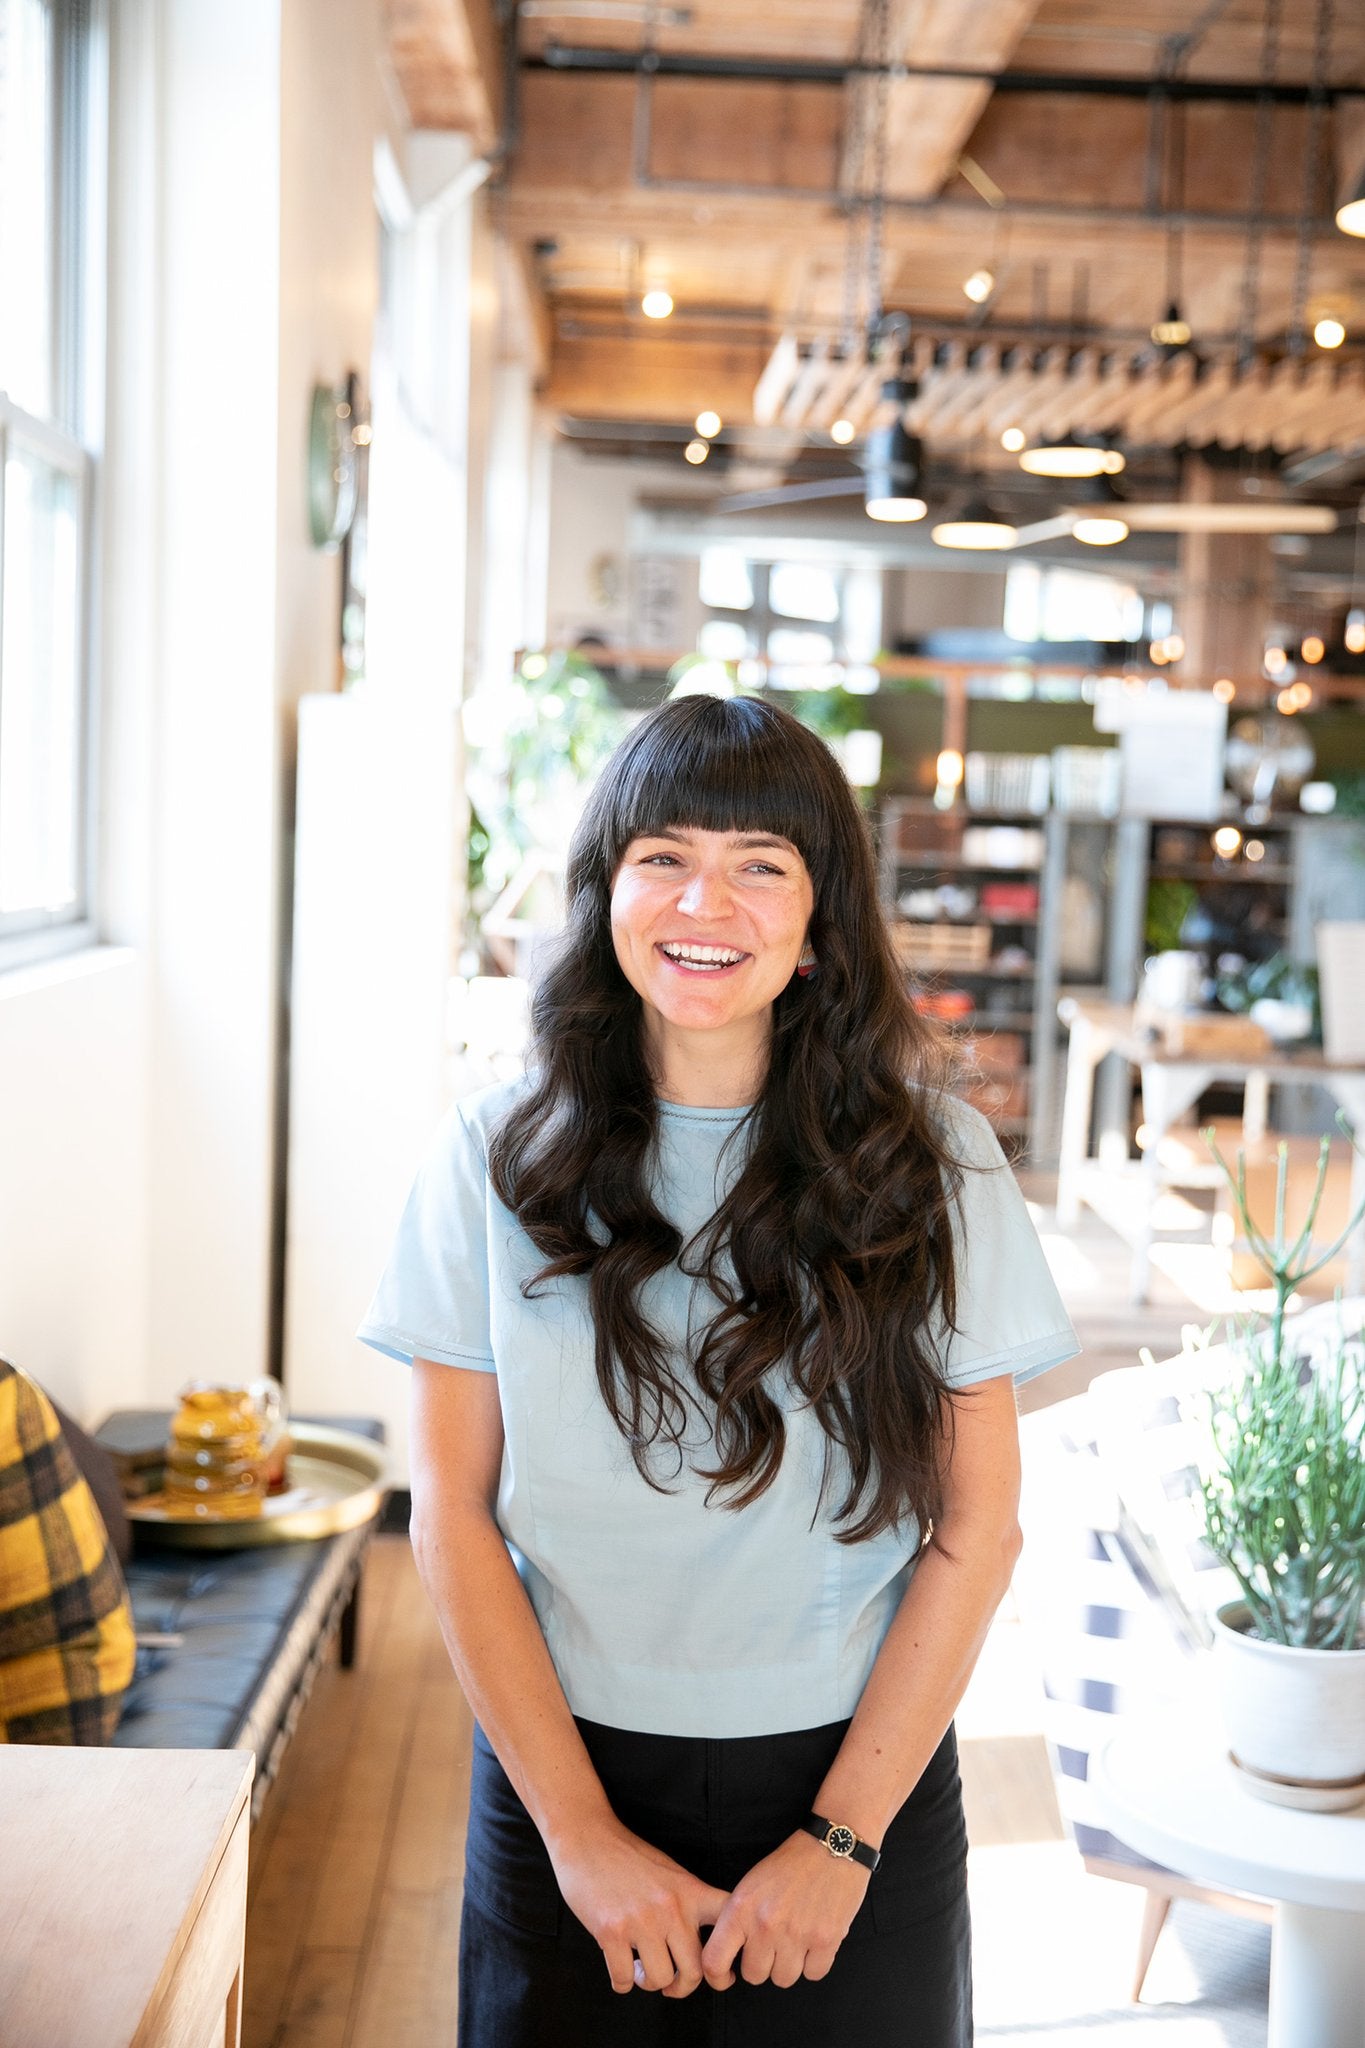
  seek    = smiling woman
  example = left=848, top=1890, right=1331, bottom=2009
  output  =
left=358, top=694, right=1082, bottom=2046
left=609, top=824, right=815, bottom=1108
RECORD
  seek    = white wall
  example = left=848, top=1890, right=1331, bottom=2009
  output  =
left=0, top=0, right=390, bottom=1424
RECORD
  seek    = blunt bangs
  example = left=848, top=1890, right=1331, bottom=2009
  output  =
left=593, top=696, right=840, bottom=878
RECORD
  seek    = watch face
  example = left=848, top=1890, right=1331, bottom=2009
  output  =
left=826, top=1825, right=857, bottom=1858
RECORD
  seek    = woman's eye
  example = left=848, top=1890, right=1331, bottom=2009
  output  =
left=639, top=852, right=680, bottom=866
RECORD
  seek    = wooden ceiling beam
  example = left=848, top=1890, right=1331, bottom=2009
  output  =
left=387, top=0, right=505, bottom=148
left=545, top=331, right=772, bottom=420
left=876, top=0, right=1042, bottom=200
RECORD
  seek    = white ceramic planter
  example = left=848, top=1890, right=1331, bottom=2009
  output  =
left=1212, top=1601, right=1365, bottom=1811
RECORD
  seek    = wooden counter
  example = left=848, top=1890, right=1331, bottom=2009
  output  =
left=0, top=1745, right=253, bottom=2047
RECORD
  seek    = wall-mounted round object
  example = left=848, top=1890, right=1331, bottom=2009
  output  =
left=308, top=381, right=359, bottom=550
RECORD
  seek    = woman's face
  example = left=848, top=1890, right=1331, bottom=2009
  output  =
left=609, top=826, right=815, bottom=1044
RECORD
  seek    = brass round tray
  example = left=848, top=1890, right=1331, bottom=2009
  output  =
left=127, top=1423, right=388, bottom=1547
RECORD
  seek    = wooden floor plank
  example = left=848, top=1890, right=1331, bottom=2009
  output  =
left=243, top=1542, right=404, bottom=2046
left=301, top=1539, right=434, bottom=1954
left=275, top=1949, right=362, bottom=2048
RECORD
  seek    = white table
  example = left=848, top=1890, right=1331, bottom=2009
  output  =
left=1092, top=1709, right=1365, bottom=2048
left=1056, top=996, right=1365, bottom=1305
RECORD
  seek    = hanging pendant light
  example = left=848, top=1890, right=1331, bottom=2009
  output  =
left=932, top=493, right=1017, bottom=550
left=1019, top=435, right=1126, bottom=479
left=1151, top=301, right=1193, bottom=351
left=1069, top=473, right=1129, bottom=546
left=1336, top=169, right=1365, bottom=237
left=863, top=383, right=926, bottom=522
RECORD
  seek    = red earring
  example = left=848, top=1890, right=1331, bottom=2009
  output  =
left=797, top=940, right=817, bottom=978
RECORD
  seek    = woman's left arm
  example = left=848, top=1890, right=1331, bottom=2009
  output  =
left=700, top=1372, right=1023, bottom=1991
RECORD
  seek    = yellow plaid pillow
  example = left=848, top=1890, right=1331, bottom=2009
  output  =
left=0, top=1360, right=136, bottom=1743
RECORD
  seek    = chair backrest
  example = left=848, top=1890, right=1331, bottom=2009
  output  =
left=1016, top=1394, right=1192, bottom=1873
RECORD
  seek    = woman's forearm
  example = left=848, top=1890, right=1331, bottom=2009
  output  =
left=811, top=1512, right=1022, bottom=1844
left=410, top=1498, right=616, bottom=1854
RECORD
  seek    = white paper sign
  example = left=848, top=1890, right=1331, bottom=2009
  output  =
left=1104, top=690, right=1228, bottom=820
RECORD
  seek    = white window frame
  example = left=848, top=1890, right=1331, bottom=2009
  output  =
left=0, top=0, right=104, bottom=973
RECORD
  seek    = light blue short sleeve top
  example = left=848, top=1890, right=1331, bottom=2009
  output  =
left=356, top=1080, right=1081, bottom=1738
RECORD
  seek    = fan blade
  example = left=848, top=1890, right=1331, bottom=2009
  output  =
left=1010, top=515, right=1079, bottom=549
left=715, top=476, right=866, bottom=514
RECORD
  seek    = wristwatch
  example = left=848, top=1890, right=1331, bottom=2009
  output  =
left=801, top=1812, right=881, bottom=1873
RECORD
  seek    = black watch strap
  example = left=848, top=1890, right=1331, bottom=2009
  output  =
left=802, top=1811, right=881, bottom=1872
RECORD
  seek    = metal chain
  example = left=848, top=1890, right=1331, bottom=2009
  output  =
left=1287, top=0, right=1334, bottom=357
left=862, top=0, right=893, bottom=338
left=1237, top=0, right=1282, bottom=372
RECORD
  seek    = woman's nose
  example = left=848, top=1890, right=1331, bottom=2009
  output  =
left=676, top=868, right=731, bottom=916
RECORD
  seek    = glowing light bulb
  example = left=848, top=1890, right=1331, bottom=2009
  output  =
left=1073, top=515, right=1129, bottom=546
left=830, top=418, right=856, bottom=445
left=1212, top=826, right=1243, bottom=859
left=963, top=268, right=995, bottom=304
left=1246, top=839, right=1265, bottom=862
left=695, top=410, right=722, bottom=438
left=683, top=439, right=709, bottom=464
left=1264, top=644, right=1289, bottom=677
left=1301, top=634, right=1325, bottom=664
left=1212, top=677, right=1236, bottom=702
left=1314, top=316, right=1346, bottom=350
left=1346, top=607, right=1365, bottom=654
left=1000, top=427, right=1026, bottom=453
left=936, top=748, right=964, bottom=788
left=642, top=288, right=674, bottom=319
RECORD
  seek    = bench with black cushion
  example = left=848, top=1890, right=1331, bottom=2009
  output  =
left=95, top=1412, right=387, bottom=1825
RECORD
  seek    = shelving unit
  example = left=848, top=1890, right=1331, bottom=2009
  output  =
left=878, top=796, right=1096, bottom=1161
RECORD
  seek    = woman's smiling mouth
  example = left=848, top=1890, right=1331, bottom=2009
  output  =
left=656, top=941, right=749, bottom=974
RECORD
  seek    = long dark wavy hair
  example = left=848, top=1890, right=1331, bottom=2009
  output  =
left=487, top=693, right=979, bottom=1546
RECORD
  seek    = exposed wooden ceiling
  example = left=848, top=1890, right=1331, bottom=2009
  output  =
left=387, top=1, right=1365, bottom=466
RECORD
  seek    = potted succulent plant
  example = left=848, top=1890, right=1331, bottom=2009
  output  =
left=1197, top=1129, right=1365, bottom=1809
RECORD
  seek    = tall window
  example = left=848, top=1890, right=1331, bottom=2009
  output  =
left=0, top=0, right=98, bottom=967
left=698, top=550, right=861, bottom=687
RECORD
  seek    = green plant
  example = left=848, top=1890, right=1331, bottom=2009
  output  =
left=1188, top=1129, right=1365, bottom=1648
left=464, top=649, right=628, bottom=932
left=1214, top=952, right=1321, bottom=1041
left=1145, top=877, right=1198, bottom=953
left=1200, top=1322, right=1365, bottom=1648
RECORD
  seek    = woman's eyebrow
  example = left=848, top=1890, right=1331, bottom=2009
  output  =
left=632, top=828, right=796, bottom=853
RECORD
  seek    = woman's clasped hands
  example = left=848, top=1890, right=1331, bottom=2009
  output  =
left=551, top=1818, right=868, bottom=1998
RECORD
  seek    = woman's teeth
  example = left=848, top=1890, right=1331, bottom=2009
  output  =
left=660, top=942, right=745, bottom=972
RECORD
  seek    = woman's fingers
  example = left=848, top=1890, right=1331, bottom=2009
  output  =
left=602, top=1938, right=637, bottom=1995
left=738, top=1938, right=777, bottom=1986
left=700, top=1903, right=746, bottom=1989
left=800, top=1942, right=840, bottom=1982
left=632, top=1935, right=678, bottom=1992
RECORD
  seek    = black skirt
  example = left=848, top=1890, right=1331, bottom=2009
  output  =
left=458, top=1713, right=972, bottom=2047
